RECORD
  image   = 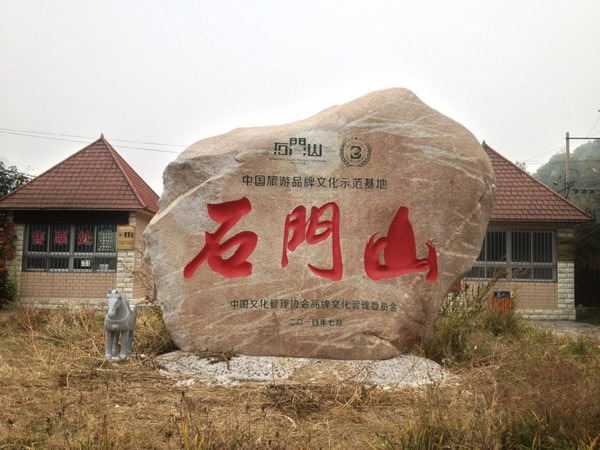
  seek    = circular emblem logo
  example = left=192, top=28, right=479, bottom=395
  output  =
left=340, top=137, right=372, bottom=167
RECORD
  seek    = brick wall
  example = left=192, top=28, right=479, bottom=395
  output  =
left=12, top=215, right=115, bottom=306
left=493, top=281, right=557, bottom=310
left=115, top=212, right=136, bottom=301
left=515, top=227, right=576, bottom=320
left=12, top=213, right=130, bottom=308
left=6, top=215, right=24, bottom=296
left=114, top=211, right=155, bottom=304
left=20, top=271, right=116, bottom=301
left=465, top=226, right=577, bottom=320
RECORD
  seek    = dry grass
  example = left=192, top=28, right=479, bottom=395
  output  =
left=0, top=304, right=599, bottom=449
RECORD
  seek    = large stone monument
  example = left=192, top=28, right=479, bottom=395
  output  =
left=145, top=88, right=495, bottom=360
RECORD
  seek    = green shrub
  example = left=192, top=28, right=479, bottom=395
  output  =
left=424, top=280, right=492, bottom=365
left=0, top=217, right=17, bottom=308
left=134, top=305, right=178, bottom=355
left=482, top=307, right=526, bottom=337
left=0, top=271, right=17, bottom=308
left=425, top=276, right=527, bottom=366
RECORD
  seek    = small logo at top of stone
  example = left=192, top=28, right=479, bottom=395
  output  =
left=273, top=138, right=323, bottom=157
left=340, top=137, right=372, bottom=167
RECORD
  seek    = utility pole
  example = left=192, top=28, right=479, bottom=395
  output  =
left=564, top=132, right=600, bottom=198
left=565, top=132, right=571, bottom=198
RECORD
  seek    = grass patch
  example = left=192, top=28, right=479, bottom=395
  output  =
left=424, top=280, right=527, bottom=367
left=1, top=302, right=599, bottom=448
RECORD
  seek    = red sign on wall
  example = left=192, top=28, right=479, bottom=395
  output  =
left=54, top=230, right=69, bottom=246
left=78, top=231, right=93, bottom=246
left=32, top=230, right=45, bottom=246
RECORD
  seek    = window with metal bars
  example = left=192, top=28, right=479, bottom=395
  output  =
left=23, top=224, right=117, bottom=272
left=466, top=229, right=556, bottom=282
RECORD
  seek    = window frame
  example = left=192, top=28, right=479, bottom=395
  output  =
left=23, top=223, right=118, bottom=273
left=466, top=229, right=557, bottom=282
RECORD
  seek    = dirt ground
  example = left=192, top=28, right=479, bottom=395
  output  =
left=1, top=306, right=600, bottom=449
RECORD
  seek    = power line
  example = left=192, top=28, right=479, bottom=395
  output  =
left=586, top=113, right=600, bottom=136
left=0, top=130, right=181, bottom=154
left=522, top=146, right=564, bottom=163
left=527, top=137, right=600, bottom=165
left=1, top=130, right=90, bottom=145
left=528, top=160, right=600, bottom=165
left=0, top=126, right=188, bottom=147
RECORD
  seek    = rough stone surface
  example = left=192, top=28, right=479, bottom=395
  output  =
left=145, top=88, right=495, bottom=360
left=157, top=351, right=448, bottom=389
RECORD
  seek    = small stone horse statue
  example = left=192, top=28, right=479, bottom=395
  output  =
left=104, top=289, right=137, bottom=361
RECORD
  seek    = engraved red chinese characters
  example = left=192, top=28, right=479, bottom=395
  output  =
left=281, top=202, right=343, bottom=281
left=364, top=206, right=438, bottom=282
left=184, top=197, right=258, bottom=279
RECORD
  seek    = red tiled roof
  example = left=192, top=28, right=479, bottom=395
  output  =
left=0, top=136, right=159, bottom=213
left=484, top=141, right=592, bottom=223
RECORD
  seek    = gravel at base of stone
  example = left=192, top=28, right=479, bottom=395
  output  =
left=157, top=351, right=448, bottom=389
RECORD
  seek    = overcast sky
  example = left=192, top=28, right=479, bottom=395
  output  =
left=1, top=1, right=599, bottom=195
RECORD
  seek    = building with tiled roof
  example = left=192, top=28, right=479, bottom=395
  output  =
left=0, top=135, right=158, bottom=213
left=467, top=142, right=593, bottom=320
left=485, top=142, right=591, bottom=223
left=0, top=136, right=159, bottom=307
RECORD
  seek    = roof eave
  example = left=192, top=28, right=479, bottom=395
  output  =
left=489, top=218, right=593, bottom=225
